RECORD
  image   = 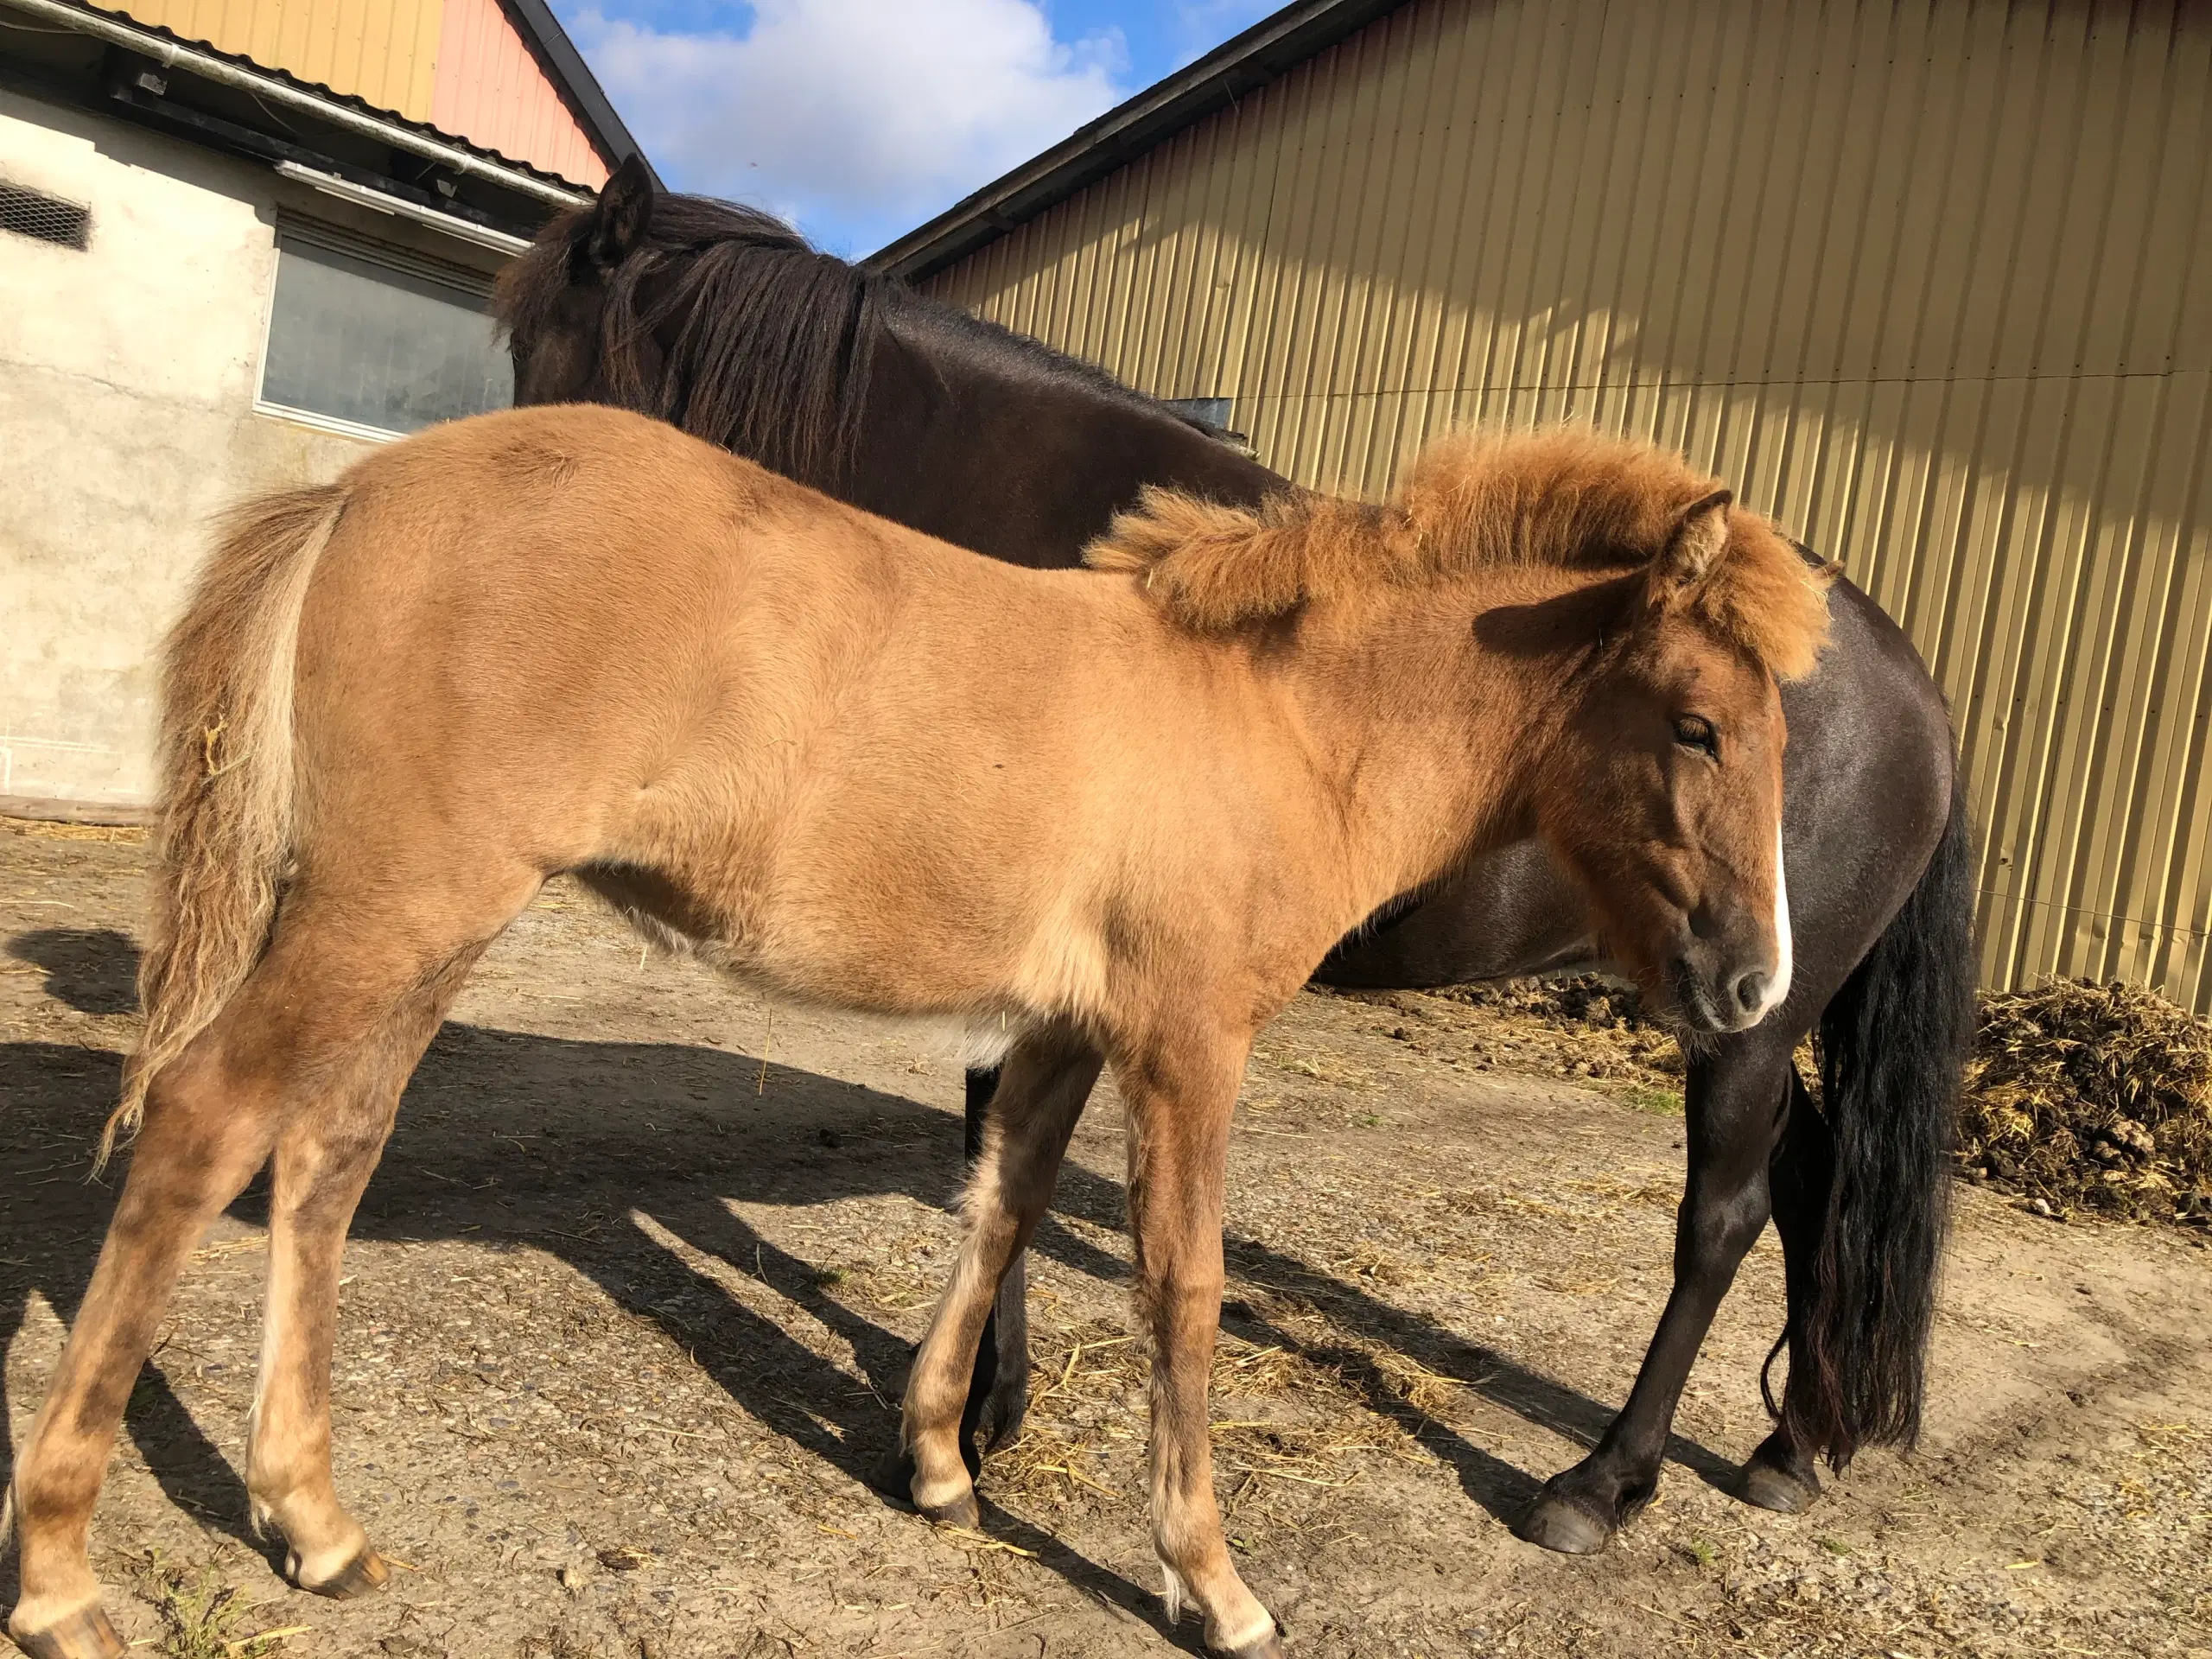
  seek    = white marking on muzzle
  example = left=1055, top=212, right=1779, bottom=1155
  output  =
left=1758, top=820, right=1793, bottom=1018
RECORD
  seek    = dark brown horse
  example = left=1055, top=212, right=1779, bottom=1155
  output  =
left=494, top=158, right=1975, bottom=1556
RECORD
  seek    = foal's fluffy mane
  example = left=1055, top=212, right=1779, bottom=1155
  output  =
left=1085, top=426, right=1834, bottom=681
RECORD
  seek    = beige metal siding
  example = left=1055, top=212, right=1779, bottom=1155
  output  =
left=924, top=0, right=2212, bottom=1010
left=110, top=0, right=446, bottom=121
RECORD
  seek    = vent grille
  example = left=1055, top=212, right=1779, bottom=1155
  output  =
left=0, top=181, right=90, bottom=251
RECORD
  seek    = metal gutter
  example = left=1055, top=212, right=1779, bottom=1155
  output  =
left=871, top=0, right=1406, bottom=282
left=275, top=161, right=534, bottom=254
left=0, top=0, right=591, bottom=207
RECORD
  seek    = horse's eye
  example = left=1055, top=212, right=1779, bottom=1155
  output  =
left=1674, top=715, right=1719, bottom=759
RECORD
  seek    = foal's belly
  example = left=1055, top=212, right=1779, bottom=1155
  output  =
left=572, top=860, right=1044, bottom=1067
left=1315, top=839, right=1601, bottom=990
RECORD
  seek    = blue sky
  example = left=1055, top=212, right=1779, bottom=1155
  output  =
left=549, top=0, right=1281, bottom=257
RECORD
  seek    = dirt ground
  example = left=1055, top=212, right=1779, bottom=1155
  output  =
left=3, top=820, right=2210, bottom=1659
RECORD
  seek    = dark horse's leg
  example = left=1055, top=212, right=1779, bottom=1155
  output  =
left=959, top=1065, right=1029, bottom=1462
left=1518, top=1027, right=1798, bottom=1553
left=1737, top=1065, right=1834, bottom=1511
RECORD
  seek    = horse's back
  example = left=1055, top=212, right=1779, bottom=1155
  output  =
left=287, top=405, right=867, bottom=879
left=275, top=406, right=1137, bottom=988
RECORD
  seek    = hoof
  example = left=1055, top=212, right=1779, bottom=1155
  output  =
left=1738, top=1458, right=1821, bottom=1515
left=11, top=1606, right=127, bottom=1659
left=1210, top=1626, right=1284, bottom=1659
left=876, top=1442, right=979, bottom=1528
left=869, top=1448, right=918, bottom=1504
left=296, top=1548, right=390, bottom=1600
left=917, top=1488, right=980, bottom=1531
left=1516, top=1491, right=1613, bottom=1555
left=972, top=1381, right=1028, bottom=1455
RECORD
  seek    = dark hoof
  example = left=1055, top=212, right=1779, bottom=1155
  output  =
left=868, top=1448, right=918, bottom=1504
left=297, top=1548, right=390, bottom=1599
left=973, top=1380, right=1029, bottom=1454
left=918, top=1488, right=980, bottom=1531
left=11, top=1605, right=127, bottom=1659
left=1738, top=1458, right=1821, bottom=1515
left=1516, top=1491, right=1613, bottom=1555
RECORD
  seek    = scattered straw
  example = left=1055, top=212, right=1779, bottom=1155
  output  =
left=136, top=1552, right=302, bottom=1659
left=2, top=815, right=148, bottom=844
left=1344, top=975, right=1692, bottom=1106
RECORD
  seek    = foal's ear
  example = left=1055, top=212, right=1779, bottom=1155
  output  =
left=1647, top=488, right=1733, bottom=603
left=585, top=154, right=655, bottom=270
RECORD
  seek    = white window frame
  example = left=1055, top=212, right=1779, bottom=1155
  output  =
left=253, top=217, right=509, bottom=443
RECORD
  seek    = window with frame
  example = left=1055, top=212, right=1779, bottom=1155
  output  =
left=257, top=231, right=512, bottom=440
left=1162, top=397, right=1235, bottom=431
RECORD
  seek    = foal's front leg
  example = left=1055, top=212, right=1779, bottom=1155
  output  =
left=897, top=1031, right=1101, bottom=1524
left=1121, top=1040, right=1279, bottom=1659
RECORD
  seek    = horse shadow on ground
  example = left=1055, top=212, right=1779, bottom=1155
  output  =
left=2, top=925, right=1738, bottom=1633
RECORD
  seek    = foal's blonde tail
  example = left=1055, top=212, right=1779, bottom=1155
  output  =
left=99, top=484, right=349, bottom=1170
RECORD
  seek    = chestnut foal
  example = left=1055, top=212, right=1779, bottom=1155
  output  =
left=5, top=406, right=1827, bottom=1659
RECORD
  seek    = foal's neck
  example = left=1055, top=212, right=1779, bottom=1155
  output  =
left=1283, top=573, right=1580, bottom=919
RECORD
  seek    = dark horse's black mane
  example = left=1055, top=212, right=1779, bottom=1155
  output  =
left=494, top=192, right=1200, bottom=490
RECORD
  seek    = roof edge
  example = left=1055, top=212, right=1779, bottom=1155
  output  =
left=869, top=0, right=1406, bottom=283
left=1, top=0, right=594, bottom=200
left=495, top=0, right=658, bottom=188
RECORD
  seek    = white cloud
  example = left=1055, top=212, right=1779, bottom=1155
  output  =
left=571, top=0, right=1128, bottom=255
left=1169, top=0, right=1277, bottom=67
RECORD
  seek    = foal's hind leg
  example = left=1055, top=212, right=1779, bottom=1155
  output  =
left=1518, top=1030, right=1797, bottom=1556
left=959, top=1063, right=1034, bottom=1459
left=6, top=1040, right=282, bottom=1659
left=895, top=1030, right=1101, bottom=1526
left=7, top=886, right=527, bottom=1659
left=246, top=941, right=493, bottom=1594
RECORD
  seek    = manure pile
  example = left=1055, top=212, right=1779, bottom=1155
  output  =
left=1959, top=977, right=2212, bottom=1224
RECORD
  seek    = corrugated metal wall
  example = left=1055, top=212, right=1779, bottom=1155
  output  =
left=429, top=0, right=607, bottom=185
left=111, top=0, right=445, bottom=120
left=923, top=0, right=2212, bottom=1011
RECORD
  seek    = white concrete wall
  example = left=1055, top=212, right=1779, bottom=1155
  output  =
left=0, top=90, right=502, bottom=811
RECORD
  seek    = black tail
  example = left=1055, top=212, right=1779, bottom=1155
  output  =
left=1785, top=773, right=1976, bottom=1468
